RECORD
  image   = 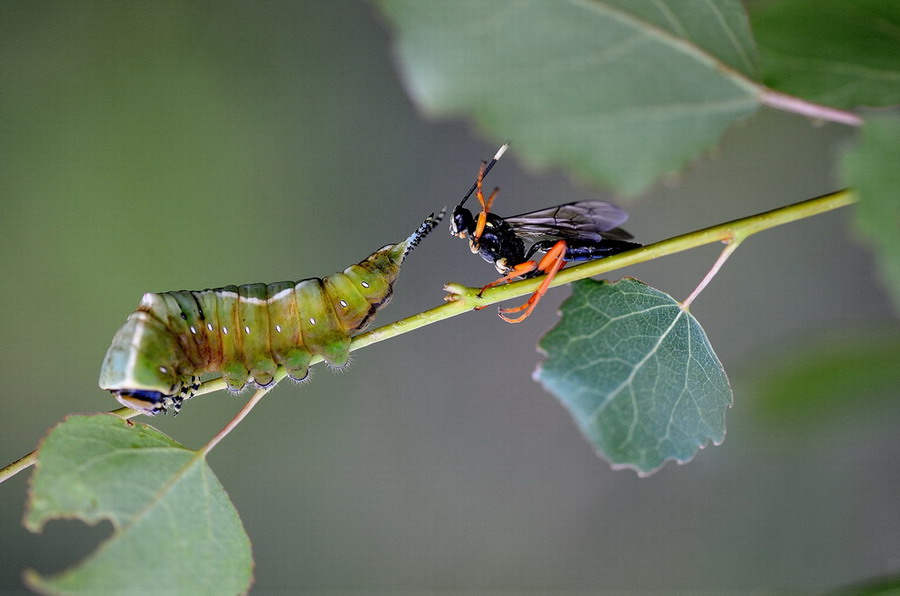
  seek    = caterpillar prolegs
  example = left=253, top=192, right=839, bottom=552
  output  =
left=99, top=210, right=444, bottom=415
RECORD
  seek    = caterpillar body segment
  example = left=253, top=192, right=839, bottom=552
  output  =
left=99, top=210, right=444, bottom=415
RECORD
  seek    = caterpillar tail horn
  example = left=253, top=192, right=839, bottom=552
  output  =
left=402, top=207, right=446, bottom=259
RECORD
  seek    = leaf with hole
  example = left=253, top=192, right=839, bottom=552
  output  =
left=24, top=415, right=253, bottom=595
left=535, top=278, right=732, bottom=475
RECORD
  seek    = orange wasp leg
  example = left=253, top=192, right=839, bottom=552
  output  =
left=497, top=240, right=568, bottom=324
left=472, top=161, right=498, bottom=247
left=478, top=261, right=539, bottom=295
left=470, top=261, right=537, bottom=311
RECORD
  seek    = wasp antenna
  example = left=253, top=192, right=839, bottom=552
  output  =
left=458, top=142, right=510, bottom=208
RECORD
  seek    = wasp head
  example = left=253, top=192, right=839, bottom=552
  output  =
left=450, top=204, right=475, bottom=238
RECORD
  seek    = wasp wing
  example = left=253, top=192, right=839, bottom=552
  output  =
left=503, top=200, right=634, bottom=244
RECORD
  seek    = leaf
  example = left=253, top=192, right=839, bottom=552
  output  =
left=834, top=573, right=900, bottom=595
left=843, top=112, right=900, bottom=312
left=534, top=278, right=732, bottom=476
left=751, top=0, right=900, bottom=109
left=749, top=329, right=900, bottom=427
left=24, top=415, right=253, bottom=595
left=376, top=0, right=760, bottom=194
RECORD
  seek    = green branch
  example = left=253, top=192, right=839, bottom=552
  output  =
left=0, top=188, right=858, bottom=485
left=443, top=188, right=858, bottom=311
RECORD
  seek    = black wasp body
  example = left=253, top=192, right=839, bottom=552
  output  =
left=452, top=208, right=524, bottom=275
left=451, top=202, right=639, bottom=277
left=450, top=144, right=641, bottom=322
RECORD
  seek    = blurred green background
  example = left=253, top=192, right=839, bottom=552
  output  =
left=1, top=1, right=898, bottom=592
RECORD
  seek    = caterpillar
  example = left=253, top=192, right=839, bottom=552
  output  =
left=99, top=210, right=444, bottom=415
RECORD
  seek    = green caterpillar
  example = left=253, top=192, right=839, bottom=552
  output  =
left=99, top=211, right=443, bottom=415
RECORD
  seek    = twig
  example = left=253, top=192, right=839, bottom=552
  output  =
left=0, top=188, right=858, bottom=484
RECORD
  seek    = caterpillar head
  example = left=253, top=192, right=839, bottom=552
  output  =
left=98, top=305, right=192, bottom=415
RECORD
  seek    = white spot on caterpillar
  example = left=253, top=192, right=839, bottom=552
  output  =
left=160, top=366, right=168, bottom=374
left=207, top=322, right=214, bottom=331
left=223, top=326, right=229, bottom=335
left=190, top=326, right=197, bottom=334
left=244, top=326, right=251, bottom=334
left=275, top=324, right=283, bottom=333
left=309, top=317, right=316, bottom=325
left=339, top=299, right=348, bottom=308
left=361, top=281, right=370, bottom=288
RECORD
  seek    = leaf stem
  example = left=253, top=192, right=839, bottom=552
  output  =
left=0, top=188, right=858, bottom=484
left=682, top=239, right=741, bottom=310
left=200, top=381, right=279, bottom=456
left=759, top=89, right=863, bottom=127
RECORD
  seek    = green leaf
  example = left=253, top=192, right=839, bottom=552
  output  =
left=749, top=329, right=900, bottom=427
left=24, top=415, right=253, bottom=595
left=376, top=0, right=760, bottom=194
left=834, top=573, right=900, bottom=595
left=535, top=278, right=732, bottom=476
left=843, top=112, right=900, bottom=312
left=752, top=0, right=900, bottom=109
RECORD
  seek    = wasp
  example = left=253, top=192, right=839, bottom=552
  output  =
left=450, top=144, right=641, bottom=323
